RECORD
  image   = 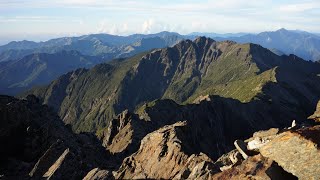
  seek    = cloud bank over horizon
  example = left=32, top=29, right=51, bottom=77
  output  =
left=1, top=0, right=320, bottom=43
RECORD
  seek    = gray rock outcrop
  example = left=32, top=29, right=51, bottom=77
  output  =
left=308, top=100, right=320, bottom=122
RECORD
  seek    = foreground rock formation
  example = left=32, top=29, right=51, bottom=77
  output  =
left=259, top=126, right=320, bottom=179
left=1, top=95, right=319, bottom=179
left=114, top=121, right=219, bottom=179
left=93, top=101, right=320, bottom=179
left=213, top=102, right=320, bottom=179
left=0, top=95, right=111, bottom=179
left=93, top=122, right=320, bottom=179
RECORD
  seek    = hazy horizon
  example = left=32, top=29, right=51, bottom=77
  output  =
left=1, top=28, right=319, bottom=46
left=1, top=0, right=320, bottom=45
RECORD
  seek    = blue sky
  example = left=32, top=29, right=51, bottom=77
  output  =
left=1, top=0, right=320, bottom=43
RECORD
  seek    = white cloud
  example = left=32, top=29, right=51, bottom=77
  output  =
left=141, top=19, right=153, bottom=34
left=1, top=0, right=320, bottom=36
left=97, top=19, right=130, bottom=35
left=142, top=19, right=165, bottom=34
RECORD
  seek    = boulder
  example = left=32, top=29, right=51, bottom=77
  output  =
left=246, top=128, right=279, bottom=150
left=291, top=120, right=296, bottom=128
left=247, top=137, right=271, bottom=150
left=234, top=140, right=248, bottom=159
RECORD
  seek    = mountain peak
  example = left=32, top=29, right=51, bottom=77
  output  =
left=193, top=36, right=215, bottom=45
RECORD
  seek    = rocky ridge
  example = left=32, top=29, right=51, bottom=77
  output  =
left=26, top=37, right=320, bottom=134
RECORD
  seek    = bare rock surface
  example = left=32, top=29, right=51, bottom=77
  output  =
left=83, top=168, right=113, bottom=180
left=43, top=148, right=70, bottom=179
left=260, top=126, right=320, bottom=179
left=114, top=121, right=219, bottom=179
left=193, top=94, right=211, bottom=104
left=100, top=110, right=149, bottom=155
left=213, top=154, right=297, bottom=180
left=247, top=137, right=271, bottom=150
left=252, top=128, right=279, bottom=138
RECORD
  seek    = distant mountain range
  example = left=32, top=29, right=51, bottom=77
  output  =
left=190, top=29, right=320, bottom=61
left=0, top=31, right=184, bottom=62
left=1, top=28, right=320, bottom=63
left=212, top=28, right=320, bottom=61
left=188, top=32, right=249, bottom=38
left=1, top=28, right=320, bottom=95
left=0, top=32, right=185, bottom=95
left=0, top=50, right=104, bottom=95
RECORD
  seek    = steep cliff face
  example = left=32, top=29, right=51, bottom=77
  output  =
left=25, top=52, right=148, bottom=132
left=98, top=110, right=151, bottom=160
left=26, top=37, right=320, bottom=133
left=0, top=95, right=111, bottom=179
